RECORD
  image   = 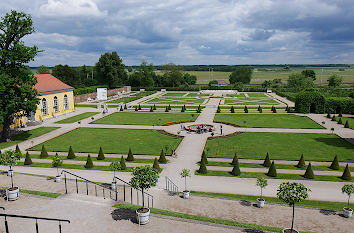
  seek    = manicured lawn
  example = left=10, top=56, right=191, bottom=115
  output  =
left=145, top=97, right=205, bottom=105
left=107, top=91, right=156, bottom=104
left=225, top=93, right=246, bottom=97
left=29, top=128, right=182, bottom=155
left=162, top=92, right=187, bottom=96
left=92, top=112, right=198, bottom=125
left=246, top=93, right=267, bottom=97
left=214, top=114, right=323, bottom=129
left=55, top=112, right=97, bottom=123
left=205, top=132, right=354, bottom=161
left=224, top=98, right=280, bottom=105
left=334, top=116, right=354, bottom=130
left=20, top=162, right=134, bottom=172
left=0, top=127, right=59, bottom=149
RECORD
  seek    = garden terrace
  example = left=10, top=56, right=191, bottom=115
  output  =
left=144, top=96, right=207, bottom=105
left=55, top=112, right=98, bottom=123
left=223, top=97, right=281, bottom=105
left=107, top=91, right=156, bottom=104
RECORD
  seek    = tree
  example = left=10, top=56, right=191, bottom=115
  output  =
left=267, top=161, right=277, bottom=177
left=161, top=63, right=184, bottom=87
left=130, top=166, right=159, bottom=207
left=158, top=149, right=167, bottom=164
left=296, top=154, right=305, bottom=168
left=231, top=153, right=238, bottom=165
left=263, top=153, right=271, bottom=167
left=52, top=153, right=63, bottom=177
left=15, top=145, right=22, bottom=156
left=208, top=80, right=218, bottom=86
left=40, top=145, right=48, bottom=158
left=231, top=159, right=241, bottom=176
left=52, top=64, right=80, bottom=88
left=120, top=156, right=127, bottom=170
left=230, top=105, right=235, bottom=113
left=0, top=11, right=41, bottom=141
left=183, top=73, right=197, bottom=85
left=229, top=66, right=253, bottom=84
left=277, top=182, right=310, bottom=233
left=110, top=162, right=121, bottom=180
left=96, top=51, right=127, bottom=89
left=128, top=61, right=155, bottom=87
left=37, top=65, right=50, bottom=74
left=303, top=163, right=315, bottom=179
left=126, top=148, right=134, bottom=161
left=97, top=147, right=105, bottom=160
left=256, top=177, right=268, bottom=199
left=287, top=73, right=314, bottom=89
left=180, top=169, right=191, bottom=191
left=344, top=120, right=350, bottom=128
left=67, top=146, right=75, bottom=159
left=152, top=158, right=160, bottom=171
left=201, top=151, right=208, bottom=164
left=84, top=154, right=94, bottom=169
left=327, top=74, right=342, bottom=87
left=24, top=151, right=32, bottom=165
left=341, top=164, right=352, bottom=181
left=198, top=159, right=207, bottom=174
left=0, top=150, right=21, bottom=187
left=301, top=69, right=316, bottom=80
left=329, top=155, right=339, bottom=170
left=342, top=184, right=354, bottom=209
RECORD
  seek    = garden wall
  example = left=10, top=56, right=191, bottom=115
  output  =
left=74, top=86, right=130, bottom=103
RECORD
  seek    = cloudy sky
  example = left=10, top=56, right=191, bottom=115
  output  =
left=2, top=0, right=354, bottom=66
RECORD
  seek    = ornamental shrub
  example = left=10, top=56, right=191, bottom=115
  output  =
left=158, top=149, right=167, bottom=164
left=181, top=105, right=185, bottom=112
left=304, top=163, right=315, bottom=179
left=244, top=105, right=248, bottom=113
left=168, top=104, right=171, bottom=110
left=341, top=164, right=352, bottom=181
left=120, top=156, right=127, bottom=170
left=40, top=145, right=49, bottom=158
left=231, top=153, right=238, bottom=165
left=231, top=160, right=241, bottom=176
left=153, top=104, right=156, bottom=110
left=295, top=90, right=326, bottom=113
left=338, top=112, right=343, bottom=117
left=272, top=106, right=277, bottom=113
left=344, top=120, right=350, bottom=128
left=183, top=105, right=187, bottom=111
left=197, top=105, right=202, bottom=113
left=126, top=148, right=134, bottom=161
left=329, top=155, right=339, bottom=170
left=267, top=161, right=277, bottom=177
left=138, top=104, right=142, bottom=110
left=230, top=106, right=235, bottom=113
left=15, top=145, right=22, bottom=156
left=135, top=106, right=138, bottom=111
left=24, top=152, right=33, bottom=165
left=338, top=118, right=342, bottom=124
left=67, top=146, right=75, bottom=159
left=259, top=106, right=262, bottom=113
left=326, top=113, right=331, bottom=118
left=165, top=106, right=169, bottom=112
left=263, top=153, right=271, bottom=167
left=201, top=151, right=208, bottom=164
left=97, top=147, right=105, bottom=160
left=120, top=105, right=123, bottom=111
left=124, top=104, right=127, bottom=110
left=198, top=159, right=207, bottom=174
left=150, top=106, right=154, bottom=112
left=296, top=154, right=305, bottom=168
left=84, top=154, right=94, bottom=169
left=331, top=115, right=336, bottom=121
left=217, top=106, right=221, bottom=113
left=258, top=105, right=261, bottom=111
left=153, top=158, right=161, bottom=171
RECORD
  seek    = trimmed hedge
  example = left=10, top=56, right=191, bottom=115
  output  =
left=120, top=156, right=127, bottom=170
left=341, top=164, right=352, bottom=181
left=158, top=149, right=167, bottom=164
left=262, top=153, right=271, bottom=167
left=24, top=152, right=33, bottom=165
left=297, top=154, right=305, bottom=168
left=97, top=147, right=105, bottom=160
left=266, top=161, right=277, bottom=177
left=329, top=155, right=339, bottom=170
left=85, top=154, right=94, bottom=169
left=304, top=163, right=315, bottom=179
left=198, top=160, right=207, bottom=174
left=67, top=146, right=75, bottom=159
left=126, top=148, right=134, bottom=161
left=295, top=90, right=326, bottom=113
left=231, top=159, right=241, bottom=176
left=40, top=145, right=49, bottom=158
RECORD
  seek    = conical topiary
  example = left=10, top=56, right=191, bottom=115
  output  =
left=329, top=155, right=339, bottom=170
left=331, top=115, right=336, bottom=121
left=258, top=105, right=261, bottom=112
left=296, top=154, right=305, bottom=168
left=338, top=118, right=342, bottom=124
left=231, top=159, right=241, bottom=176
left=153, top=104, right=156, bottom=110
left=259, top=106, right=262, bottom=113
left=230, top=106, right=235, bottom=113
left=198, top=159, right=207, bottom=174
left=124, top=104, right=127, bottom=110
left=138, top=104, right=141, bottom=110
left=150, top=106, right=154, bottom=112
left=120, top=105, right=124, bottom=111
left=304, top=163, right=315, bottom=179
left=24, top=152, right=33, bottom=165
left=126, top=148, right=134, bottom=161
left=244, top=105, right=248, bottom=113
left=266, top=161, right=277, bottom=177
left=197, top=105, right=201, bottom=113
left=120, top=156, right=127, bottom=170
left=272, top=106, right=277, bottom=113
left=153, top=158, right=161, bottom=171
left=338, top=112, right=343, bottom=117
left=135, top=106, right=138, bottom=111
left=158, top=149, right=167, bottom=164
left=344, top=120, right=350, bottom=128
left=263, top=153, right=271, bottom=167
left=181, top=105, right=185, bottom=112
left=15, top=145, right=22, bottom=156
left=183, top=105, right=187, bottom=111
left=168, top=104, right=171, bottom=110
left=165, top=106, right=169, bottom=112
left=84, top=154, right=94, bottom=169
left=231, top=153, right=238, bottom=165
left=40, top=145, right=49, bottom=158
left=97, top=147, right=105, bottom=160
left=341, top=164, right=352, bottom=181
left=217, top=106, right=221, bottom=113
left=201, top=151, right=208, bottom=164
left=67, top=146, right=75, bottom=159
left=326, top=113, right=331, bottom=118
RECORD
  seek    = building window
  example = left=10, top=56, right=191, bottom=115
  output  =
left=41, top=98, right=47, bottom=116
left=64, top=95, right=69, bottom=110
left=53, top=96, right=58, bottom=113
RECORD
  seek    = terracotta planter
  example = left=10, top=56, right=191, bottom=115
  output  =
left=111, top=182, right=117, bottom=190
left=7, top=169, right=14, bottom=177
left=55, top=176, right=61, bottom=183
left=343, top=207, right=353, bottom=218
left=136, top=207, right=150, bottom=225
left=6, top=187, right=19, bottom=201
left=282, top=229, right=299, bottom=233
left=183, top=190, right=190, bottom=199
left=257, top=198, right=265, bottom=208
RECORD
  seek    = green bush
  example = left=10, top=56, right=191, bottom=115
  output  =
left=266, top=161, right=277, bottom=177
left=331, top=115, right=336, bottom=121
left=40, top=145, right=49, bottom=158
left=329, top=155, right=339, bottom=170
left=341, top=164, right=352, bottom=181
left=231, top=153, right=238, bottom=165
left=165, top=106, right=169, bottom=112
left=24, top=152, right=33, bottom=165
left=120, top=156, right=127, bottom=170
left=153, top=158, right=161, bottom=171
left=181, top=105, right=185, bottom=112
left=338, top=118, right=342, bottom=124
left=120, top=105, right=124, bottom=111
left=326, top=113, right=331, bottom=118
left=295, top=90, right=326, bottom=113
left=304, top=163, right=315, bottom=179
left=325, top=97, right=354, bottom=114
left=198, top=159, right=207, bottom=174
left=201, top=151, right=208, bottom=165
left=135, top=106, right=138, bottom=111
left=262, top=153, right=271, bottom=167
left=257, top=105, right=261, bottom=111
left=197, top=105, right=202, bottom=113
left=168, top=104, right=172, bottom=110
left=272, top=106, right=277, bottom=113
left=259, top=106, right=262, bottom=113
left=97, top=147, right=105, bottom=160
left=158, top=149, right=167, bottom=164
left=84, top=154, right=94, bottom=169
left=124, top=104, right=127, bottom=110
left=15, top=145, right=22, bottom=156
left=150, top=106, right=154, bottom=112
left=126, top=148, right=134, bottom=161
left=217, top=106, right=221, bottom=113
left=296, top=154, right=305, bottom=168
left=344, top=120, right=350, bottom=128
left=138, top=104, right=142, bottom=110
left=230, top=106, right=235, bottom=113
left=67, top=146, right=75, bottom=159
left=338, top=112, right=343, bottom=117
left=231, top=160, right=241, bottom=176
left=244, top=105, right=248, bottom=113
left=153, top=104, right=156, bottom=110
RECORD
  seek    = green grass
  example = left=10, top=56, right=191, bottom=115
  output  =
left=1, top=187, right=61, bottom=198
left=114, top=203, right=287, bottom=233
left=91, top=112, right=198, bottom=125
left=145, top=97, right=205, bottom=105
left=55, top=112, right=97, bottom=123
left=162, top=92, right=187, bottom=96
left=74, top=104, right=99, bottom=108
left=190, top=191, right=350, bottom=212
left=107, top=91, right=156, bottom=104
left=19, top=162, right=134, bottom=172
left=0, top=127, right=59, bottom=150
left=334, top=116, right=354, bottom=130
left=224, top=98, right=280, bottom=105
left=214, top=114, right=323, bottom=129
left=225, top=93, right=246, bottom=97
left=205, top=132, right=354, bottom=161
left=29, top=128, right=182, bottom=155
left=186, top=92, right=211, bottom=97
left=196, top=170, right=352, bottom=182
left=246, top=93, right=267, bottom=97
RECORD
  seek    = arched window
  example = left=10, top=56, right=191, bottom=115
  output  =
left=53, top=96, right=58, bottom=113
left=64, top=95, right=69, bottom=110
left=41, top=98, right=47, bottom=116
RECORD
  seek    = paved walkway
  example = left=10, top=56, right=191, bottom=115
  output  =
left=268, top=93, right=295, bottom=107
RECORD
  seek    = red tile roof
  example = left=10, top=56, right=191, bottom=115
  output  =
left=33, top=74, right=74, bottom=95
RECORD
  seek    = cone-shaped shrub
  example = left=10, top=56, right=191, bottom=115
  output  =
left=304, top=163, right=315, bottom=179
left=24, top=152, right=33, bottom=165
left=126, top=148, right=134, bottom=161
left=338, top=118, right=342, bottom=124
left=326, top=113, right=331, bottom=118
left=97, top=147, right=105, bottom=160
left=266, top=161, right=277, bottom=177
left=259, top=107, right=262, bottom=113
left=344, top=120, right=350, bottom=128
left=153, top=158, right=161, bottom=171
left=231, top=153, right=238, bottom=165
left=15, top=145, right=22, bottom=156
left=331, top=115, right=336, bottom=121
left=153, top=104, right=156, bottom=110
left=165, top=106, right=169, bottom=112
left=124, top=104, right=127, bottom=110
left=150, top=106, right=154, bottom=112
left=285, top=106, right=289, bottom=112
left=158, top=149, right=167, bottom=164
left=329, top=155, right=339, bottom=170
left=198, top=159, right=207, bottom=174
left=197, top=105, right=201, bottom=113
left=84, top=154, right=94, bottom=169
left=216, top=106, right=221, bottom=113
left=230, top=106, right=235, bottom=113
left=338, top=112, right=343, bottom=117
left=341, top=164, right=352, bottom=181
left=135, top=106, right=138, bottom=111
left=67, top=146, right=75, bottom=159
left=244, top=105, right=248, bottom=113
left=258, top=105, right=261, bottom=111
left=168, top=104, right=171, bottom=110
left=40, top=145, right=49, bottom=158
left=201, top=151, right=208, bottom=164
left=296, top=154, right=305, bottom=168
left=120, top=156, right=127, bottom=170
left=183, top=105, right=186, bottom=111
left=120, top=105, right=124, bottom=111
left=181, top=105, right=185, bottom=112
left=231, top=160, right=241, bottom=176
left=263, top=153, right=271, bottom=167
left=272, top=106, right=277, bottom=113
left=138, top=104, right=142, bottom=110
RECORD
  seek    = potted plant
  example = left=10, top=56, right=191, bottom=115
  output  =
left=341, top=184, right=354, bottom=218
left=256, top=177, right=268, bottom=208
left=130, top=166, right=159, bottom=225
left=52, top=153, right=63, bottom=182
left=180, top=169, right=191, bottom=199
left=110, top=162, right=121, bottom=190
left=277, top=182, right=310, bottom=233
left=0, top=150, right=21, bottom=201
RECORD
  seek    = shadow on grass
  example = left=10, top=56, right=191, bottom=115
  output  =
left=314, top=137, right=354, bottom=149
left=111, top=208, right=136, bottom=223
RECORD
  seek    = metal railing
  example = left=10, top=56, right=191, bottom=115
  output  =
left=60, top=170, right=118, bottom=201
left=165, top=176, right=179, bottom=194
left=0, top=213, right=70, bottom=233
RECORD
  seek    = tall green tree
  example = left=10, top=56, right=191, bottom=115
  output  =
left=161, top=63, right=184, bottom=87
left=95, top=51, right=127, bottom=88
left=287, top=73, right=314, bottom=89
left=229, top=66, right=253, bottom=84
left=0, top=10, right=40, bottom=141
left=128, top=61, right=155, bottom=87
left=52, top=64, right=80, bottom=87
left=301, top=69, right=316, bottom=80
left=327, top=74, right=342, bottom=87
left=37, top=65, right=50, bottom=74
